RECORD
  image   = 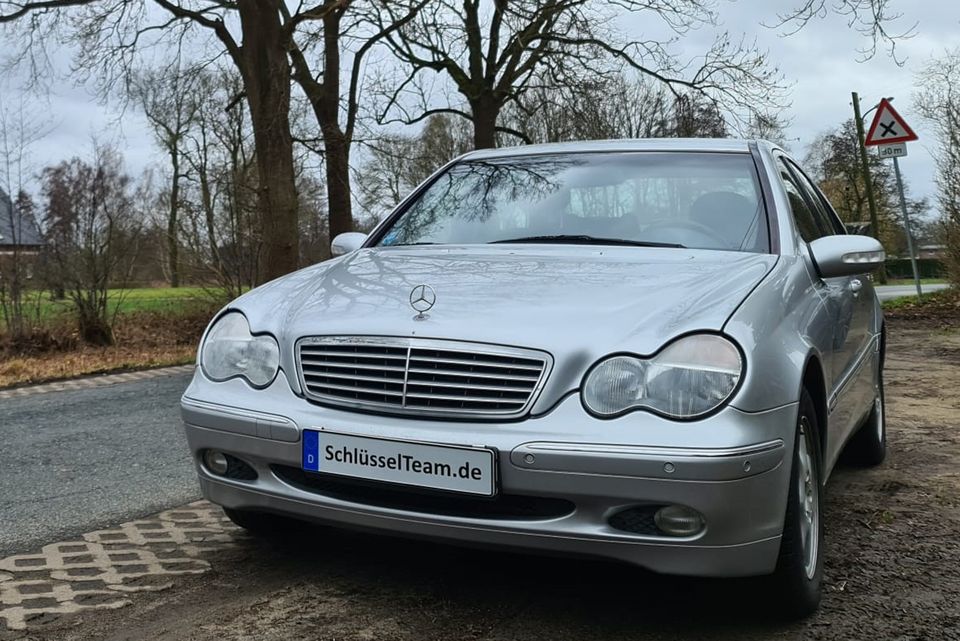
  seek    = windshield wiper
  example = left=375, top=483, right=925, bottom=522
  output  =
left=489, top=235, right=685, bottom=249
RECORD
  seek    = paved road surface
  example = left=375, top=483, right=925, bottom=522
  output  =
left=0, top=371, right=198, bottom=557
left=875, top=283, right=948, bottom=301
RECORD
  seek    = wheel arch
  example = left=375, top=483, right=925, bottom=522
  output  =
left=801, top=354, right=829, bottom=462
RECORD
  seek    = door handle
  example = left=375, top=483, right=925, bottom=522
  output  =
left=850, top=278, right=863, bottom=295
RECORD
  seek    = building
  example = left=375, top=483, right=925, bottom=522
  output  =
left=918, top=244, right=947, bottom=260
left=0, top=188, right=43, bottom=256
left=0, top=188, right=44, bottom=287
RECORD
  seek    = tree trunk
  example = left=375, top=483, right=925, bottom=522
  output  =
left=291, top=7, right=354, bottom=246
left=470, top=95, right=501, bottom=149
left=324, top=127, right=353, bottom=241
left=198, top=169, right=222, bottom=275
left=237, top=0, right=300, bottom=284
left=168, top=150, right=180, bottom=288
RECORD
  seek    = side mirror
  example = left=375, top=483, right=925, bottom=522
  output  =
left=330, top=232, right=367, bottom=257
left=808, top=235, right=885, bottom=278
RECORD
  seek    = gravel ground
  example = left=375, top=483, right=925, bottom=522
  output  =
left=4, top=319, right=960, bottom=640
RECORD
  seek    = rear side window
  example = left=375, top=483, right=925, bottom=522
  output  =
left=776, top=159, right=825, bottom=242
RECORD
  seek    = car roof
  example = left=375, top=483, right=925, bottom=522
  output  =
left=460, top=138, right=777, bottom=161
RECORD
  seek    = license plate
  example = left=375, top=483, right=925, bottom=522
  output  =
left=302, top=430, right=496, bottom=496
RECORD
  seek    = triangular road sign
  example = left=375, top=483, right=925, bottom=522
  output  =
left=865, top=98, right=918, bottom=146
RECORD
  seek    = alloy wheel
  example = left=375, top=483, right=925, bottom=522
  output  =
left=797, top=416, right=820, bottom=580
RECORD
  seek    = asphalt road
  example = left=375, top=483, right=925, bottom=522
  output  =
left=0, top=372, right=198, bottom=557
left=875, top=283, right=948, bottom=301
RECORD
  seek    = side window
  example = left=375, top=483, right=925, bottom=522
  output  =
left=776, top=158, right=825, bottom=242
left=786, top=159, right=846, bottom=236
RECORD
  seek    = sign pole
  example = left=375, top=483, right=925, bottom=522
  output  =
left=891, top=155, right=923, bottom=300
left=852, top=92, right=886, bottom=284
left=863, top=96, right=922, bottom=298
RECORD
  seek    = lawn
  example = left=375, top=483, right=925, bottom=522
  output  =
left=884, top=278, right=949, bottom=286
left=3, top=287, right=226, bottom=329
left=882, top=285, right=958, bottom=316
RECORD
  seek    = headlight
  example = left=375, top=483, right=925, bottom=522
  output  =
left=200, top=312, right=280, bottom=388
left=582, top=334, right=742, bottom=419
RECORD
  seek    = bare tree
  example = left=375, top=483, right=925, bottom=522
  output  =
left=358, top=114, right=472, bottom=219
left=377, top=0, right=787, bottom=149
left=0, top=0, right=432, bottom=281
left=744, top=112, right=793, bottom=148
left=178, top=68, right=261, bottom=299
left=916, top=49, right=960, bottom=285
left=129, top=65, right=200, bottom=288
left=0, top=0, right=915, bottom=278
left=669, top=93, right=729, bottom=138
left=768, top=0, right=917, bottom=63
left=0, top=97, right=48, bottom=343
left=0, top=0, right=302, bottom=282
left=500, top=74, right=674, bottom=144
left=285, top=0, right=429, bottom=243
left=41, top=143, right=142, bottom=345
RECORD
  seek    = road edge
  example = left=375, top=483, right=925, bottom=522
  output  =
left=0, top=364, right=196, bottom=400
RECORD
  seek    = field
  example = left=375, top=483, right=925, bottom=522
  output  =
left=0, top=287, right=221, bottom=388
left=2, top=287, right=222, bottom=329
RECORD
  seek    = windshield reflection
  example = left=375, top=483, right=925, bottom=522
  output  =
left=376, top=152, right=768, bottom=253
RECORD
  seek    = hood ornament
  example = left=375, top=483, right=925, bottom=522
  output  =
left=409, top=284, right=436, bottom=319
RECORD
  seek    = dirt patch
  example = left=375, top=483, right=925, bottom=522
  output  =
left=0, top=307, right=213, bottom=389
left=3, top=318, right=960, bottom=641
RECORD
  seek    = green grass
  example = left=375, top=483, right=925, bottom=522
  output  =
left=3, top=287, right=226, bottom=329
left=882, top=286, right=956, bottom=310
left=884, top=278, right=948, bottom=286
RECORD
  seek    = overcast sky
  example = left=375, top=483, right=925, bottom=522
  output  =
left=1, top=0, right=957, bottom=212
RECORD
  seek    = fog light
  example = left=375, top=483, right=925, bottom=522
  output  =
left=654, top=505, right=704, bottom=537
left=204, top=450, right=229, bottom=475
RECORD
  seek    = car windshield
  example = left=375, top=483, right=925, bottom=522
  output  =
left=375, top=152, right=769, bottom=253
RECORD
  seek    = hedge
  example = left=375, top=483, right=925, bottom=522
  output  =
left=884, top=258, right=947, bottom=280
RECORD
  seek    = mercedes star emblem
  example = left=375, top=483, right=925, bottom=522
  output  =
left=409, top=284, right=437, bottom=317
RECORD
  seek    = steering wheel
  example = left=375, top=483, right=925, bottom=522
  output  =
left=641, top=219, right=732, bottom=249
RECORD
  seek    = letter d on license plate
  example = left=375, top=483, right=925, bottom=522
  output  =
left=302, top=430, right=496, bottom=496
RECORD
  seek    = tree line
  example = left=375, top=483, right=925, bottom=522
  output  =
left=0, top=0, right=940, bottom=348
left=0, top=0, right=905, bottom=279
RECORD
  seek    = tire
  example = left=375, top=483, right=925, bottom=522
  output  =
left=766, top=388, right=824, bottom=620
left=843, top=332, right=886, bottom=467
left=222, top=508, right=303, bottom=535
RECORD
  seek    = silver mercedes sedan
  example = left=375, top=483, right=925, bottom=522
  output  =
left=181, top=139, right=886, bottom=618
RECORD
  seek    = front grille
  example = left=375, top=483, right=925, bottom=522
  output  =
left=272, top=465, right=575, bottom=520
left=296, top=337, right=551, bottom=418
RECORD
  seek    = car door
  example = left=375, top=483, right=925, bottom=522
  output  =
left=773, top=155, right=843, bottom=375
left=783, top=158, right=876, bottom=458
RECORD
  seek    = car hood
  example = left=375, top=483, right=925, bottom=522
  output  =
left=236, top=245, right=776, bottom=402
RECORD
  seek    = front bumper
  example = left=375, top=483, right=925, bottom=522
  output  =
left=181, top=371, right=797, bottom=577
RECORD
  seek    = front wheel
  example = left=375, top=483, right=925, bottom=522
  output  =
left=766, top=388, right=824, bottom=619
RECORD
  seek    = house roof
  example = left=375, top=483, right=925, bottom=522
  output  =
left=0, top=188, right=43, bottom=248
